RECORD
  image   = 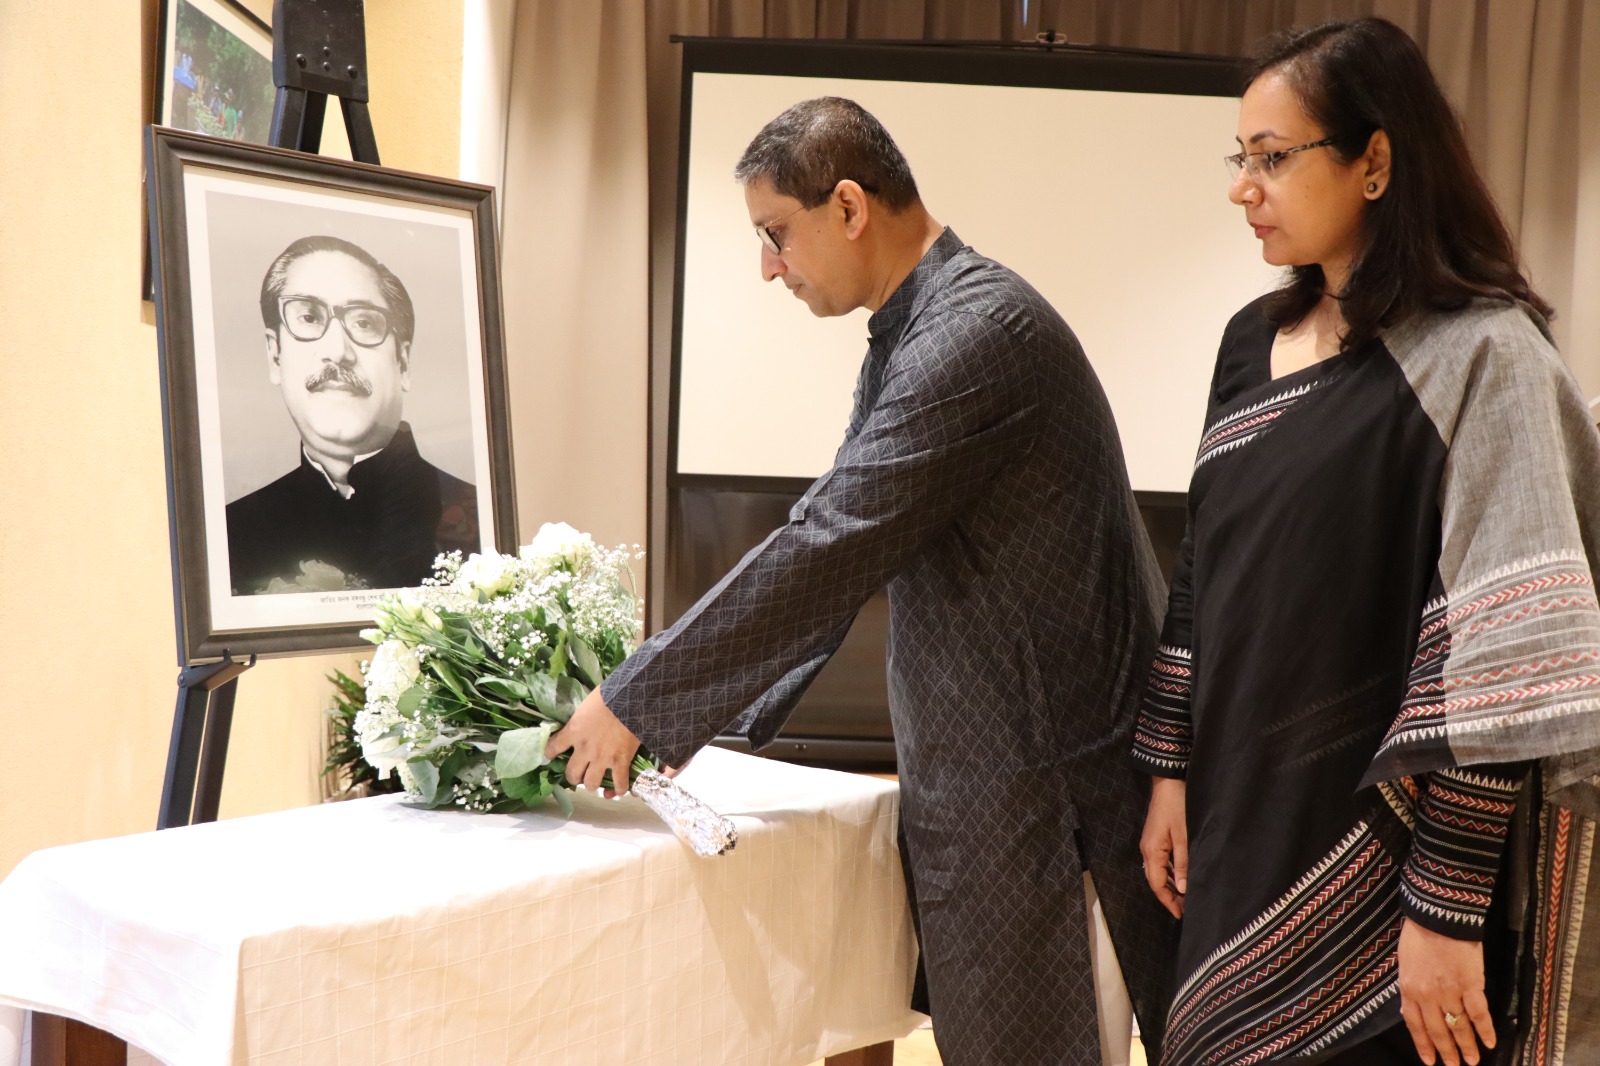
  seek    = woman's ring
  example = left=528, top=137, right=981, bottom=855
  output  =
left=1444, top=1011, right=1460, bottom=1027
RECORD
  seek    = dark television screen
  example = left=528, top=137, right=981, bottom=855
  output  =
left=670, top=475, right=1186, bottom=768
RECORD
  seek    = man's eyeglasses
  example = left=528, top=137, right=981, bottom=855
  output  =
left=278, top=295, right=394, bottom=347
left=753, top=181, right=880, bottom=254
left=1224, top=137, right=1336, bottom=182
left=755, top=203, right=813, bottom=255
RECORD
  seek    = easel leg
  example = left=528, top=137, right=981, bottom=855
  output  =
left=340, top=98, right=380, bottom=164
left=157, top=654, right=253, bottom=830
left=156, top=680, right=210, bottom=830
left=269, top=86, right=327, bottom=154
left=191, top=677, right=239, bottom=824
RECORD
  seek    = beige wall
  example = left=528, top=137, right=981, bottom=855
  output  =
left=0, top=1, right=463, bottom=879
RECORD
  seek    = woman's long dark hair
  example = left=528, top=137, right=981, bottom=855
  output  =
left=1247, top=18, right=1552, bottom=348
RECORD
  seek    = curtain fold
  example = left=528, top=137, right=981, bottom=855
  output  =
left=498, top=0, right=651, bottom=548
left=499, top=0, right=1600, bottom=548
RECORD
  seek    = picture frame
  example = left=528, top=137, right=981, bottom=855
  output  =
left=146, top=126, right=517, bottom=664
left=149, top=0, right=273, bottom=303
left=153, top=0, right=275, bottom=145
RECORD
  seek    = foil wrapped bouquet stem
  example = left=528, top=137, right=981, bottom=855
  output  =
left=356, top=523, right=737, bottom=857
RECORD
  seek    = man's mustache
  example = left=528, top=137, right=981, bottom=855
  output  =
left=304, top=364, right=373, bottom=397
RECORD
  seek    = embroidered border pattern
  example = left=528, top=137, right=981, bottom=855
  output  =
left=1163, top=823, right=1402, bottom=1066
left=1400, top=768, right=1519, bottom=931
left=1133, top=644, right=1193, bottom=774
left=1377, top=554, right=1600, bottom=760
left=1378, top=775, right=1421, bottom=831
left=1193, top=379, right=1325, bottom=469
left=1527, top=805, right=1596, bottom=1066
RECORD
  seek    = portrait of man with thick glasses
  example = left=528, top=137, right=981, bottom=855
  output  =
left=224, top=234, right=478, bottom=596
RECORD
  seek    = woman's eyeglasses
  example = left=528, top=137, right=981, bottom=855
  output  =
left=1224, top=137, right=1336, bottom=182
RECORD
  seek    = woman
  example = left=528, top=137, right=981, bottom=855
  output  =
left=1134, top=18, right=1600, bottom=1066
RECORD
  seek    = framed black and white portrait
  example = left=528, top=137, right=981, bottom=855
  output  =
left=146, top=127, right=517, bottom=664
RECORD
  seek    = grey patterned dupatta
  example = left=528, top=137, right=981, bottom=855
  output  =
left=1367, top=301, right=1600, bottom=1064
left=1363, top=302, right=1600, bottom=802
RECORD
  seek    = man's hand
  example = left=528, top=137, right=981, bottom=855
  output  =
left=1140, top=776, right=1188, bottom=919
left=1398, top=918, right=1495, bottom=1066
left=546, top=688, right=643, bottom=798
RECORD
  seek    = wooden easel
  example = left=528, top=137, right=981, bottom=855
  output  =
left=155, top=0, right=383, bottom=843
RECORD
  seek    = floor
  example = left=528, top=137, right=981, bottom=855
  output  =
left=807, top=1022, right=1151, bottom=1065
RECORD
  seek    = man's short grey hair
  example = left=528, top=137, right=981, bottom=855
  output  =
left=259, top=235, right=416, bottom=347
left=734, top=97, right=919, bottom=211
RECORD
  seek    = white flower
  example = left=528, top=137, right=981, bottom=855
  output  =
left=354, top=699, right=407, bottom=780
left=455, top=552, right=516, bottom=596
left=521, top=522, right=594, bottom=570
left=364, top=640, right=422, bottom=703
left=395, top=760, right=420, bottom=796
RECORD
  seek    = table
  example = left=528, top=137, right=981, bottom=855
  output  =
left=0, top=748, right=919, bottom=1065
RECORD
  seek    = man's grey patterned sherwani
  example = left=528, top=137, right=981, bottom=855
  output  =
left=603, top=228, right=1178, bottom=1064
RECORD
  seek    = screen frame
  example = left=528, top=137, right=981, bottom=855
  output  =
left=654, top=36, right=1244, bottom=633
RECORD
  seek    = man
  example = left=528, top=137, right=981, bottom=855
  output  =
left=549, top=98, right=1176, bottom=1064
left=226, top=235, right=477, bottom=595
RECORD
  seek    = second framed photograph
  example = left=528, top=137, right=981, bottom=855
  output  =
left=155, top=0, right=276, bottom=145
left=146, top=127, right=517, bottom=664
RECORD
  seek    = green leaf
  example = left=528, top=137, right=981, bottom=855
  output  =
left=410, top=734, right=459, bottom=758
left=477, top=677, right=530, bottom=702
left=553, top=676, right=588, bottom=723
left=430, top=660, right=471, bottom=701
left=569, top=635, right=603, bottom=688
left=437, top=747, right=470, bottom=787
left=526, top=674, right=559, bottom=718
left=500, top=769, right=545, bottom=804
left=551, top=785, right=574, bottom=818
left=330, top=669, right=365, bottom=701
left=495, top=723, right=556, bottom=779
left=550, top=637, right=569, bottom=677
left=409, top=759, right=440, bottom=806
left=396, top=684, right=425, bottom=715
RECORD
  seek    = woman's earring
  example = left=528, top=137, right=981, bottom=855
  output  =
left=1367, top=182, right=1379, bottom=195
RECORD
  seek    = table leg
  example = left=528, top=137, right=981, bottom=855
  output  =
left=30, top=1015, right=126, bottom=1066
left=824, top=1041, right=894, bottom=1066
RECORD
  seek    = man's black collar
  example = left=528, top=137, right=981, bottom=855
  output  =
left=867, top=226, right=963, bottom=345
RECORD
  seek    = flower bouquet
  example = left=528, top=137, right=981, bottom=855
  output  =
left=356, top=522, right=737, bottom=856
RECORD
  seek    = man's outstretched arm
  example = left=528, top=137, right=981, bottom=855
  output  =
left=552, top=311, right=1039, bottom=787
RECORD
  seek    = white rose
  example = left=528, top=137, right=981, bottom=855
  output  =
left=364, top=640, right=422, bottom=703
left=455, top=552, right=515, bottom=596
left=521, top=522, right=594, bottom=570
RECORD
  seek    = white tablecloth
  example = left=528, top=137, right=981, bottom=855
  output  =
left=0, top=748, right=919, bottom=1065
